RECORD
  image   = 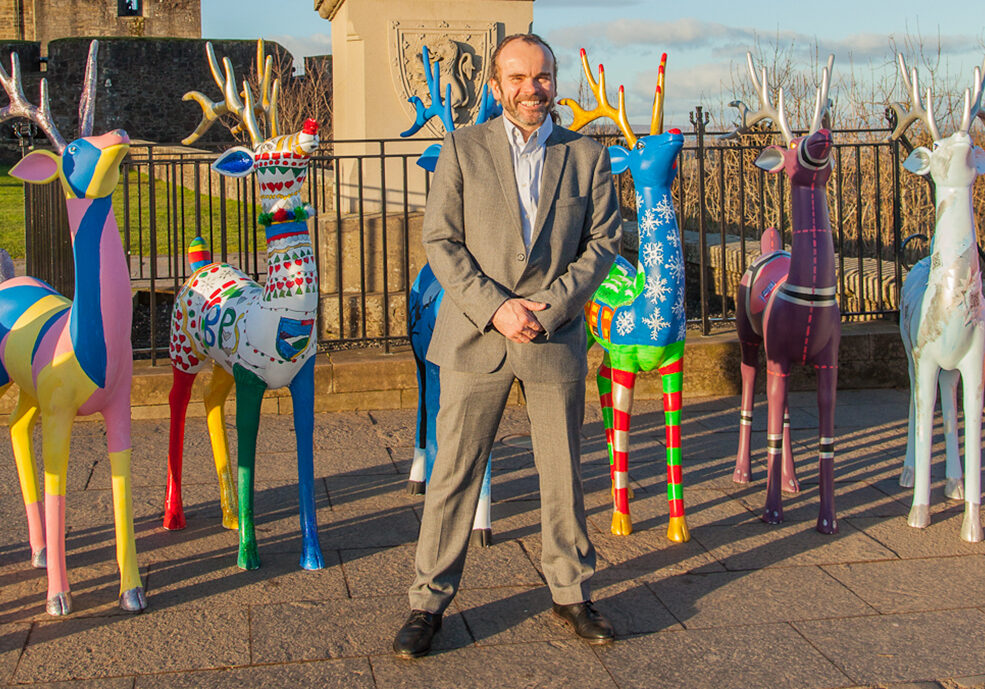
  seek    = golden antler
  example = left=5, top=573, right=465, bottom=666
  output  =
left=887, top=54, right=941, bottom=142
left=182, top=40, right=280, bottom=147
left=649, top=52, right=667, bottom=137
left=559, top=48, right=637, bottom=147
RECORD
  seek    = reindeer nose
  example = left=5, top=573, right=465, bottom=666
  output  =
left=803, top=130, right=832, bottom=164
left=668, top=128, right=682, bottom=135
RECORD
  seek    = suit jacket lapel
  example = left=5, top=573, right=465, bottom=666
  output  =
left=487, top=122, right=524, bottom=244
left=530, top=128, right=568, bottom=249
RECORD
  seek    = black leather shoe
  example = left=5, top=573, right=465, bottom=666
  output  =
left=393, top=610, right=442, bottom=658
left=552, top=601, right=614, bottom=643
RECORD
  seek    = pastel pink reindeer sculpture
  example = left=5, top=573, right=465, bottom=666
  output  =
left=890, top=54, right=985, bottom=541
left=0, top=41, right=146, bottom=615
left=165, top=41, right=324, bottom=570
left=731, top=53, right=841, bottom=533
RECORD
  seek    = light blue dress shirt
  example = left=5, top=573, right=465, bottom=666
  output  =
left=503, top=115, right=553, bottom=250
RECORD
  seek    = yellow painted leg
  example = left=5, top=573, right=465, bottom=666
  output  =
left=204, top=364, right=238, bottom=530
left=109, top=448, right=145, bottom=610
left=666, top=516, right=690, bottom=543
left=611, top=511, right=633, bottom=536
left=9, top=390, right=45, bottom=565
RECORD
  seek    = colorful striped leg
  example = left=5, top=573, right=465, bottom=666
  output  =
left=203, top=364, right=238, bottom=529
left=164, top=367, right=196, bottom=530
left=780, top=407, right=799, bottom=494
left=289, top=356, right=325, bottom=570
left=103, top=400, right=147, bottom=611
left=9, top=391, right=45, bottom=567
left=41, top=410, right=72, bottom=615
left=734, top=342, right=758, bottom=483
left=609, top=367, right=637, bottom=535
left=816, top=364, right=839, bottom=534
left=659, top=359, right=689, bottom=543
left=233, top=363, right=267, bottom=570
left=597, top=358, right=616, bottom=486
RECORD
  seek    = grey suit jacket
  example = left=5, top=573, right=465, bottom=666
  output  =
left=423, top=118, right=621, bottom=382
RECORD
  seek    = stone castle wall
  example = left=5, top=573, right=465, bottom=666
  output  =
left=0, top=0, right=200, bottom=45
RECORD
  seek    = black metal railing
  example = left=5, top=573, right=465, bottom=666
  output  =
left=23, top=112, right=973, bottom=361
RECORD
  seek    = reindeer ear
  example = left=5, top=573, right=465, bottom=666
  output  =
left=607, top=145, right=630, bottom=174
left=416, top=144, right=442, bottom=172
left=903, top=147, right=932, bottom=176
left=212, top=146, right=255, bottom=177
left=9, top=149, right=60, bottom=184
left=754, top=146, right=785, bottom=173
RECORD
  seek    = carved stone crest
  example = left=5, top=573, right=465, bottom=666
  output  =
left=390, top=20, right=497, bottom=137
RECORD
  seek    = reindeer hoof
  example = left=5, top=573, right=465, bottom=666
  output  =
left=222, top=514, right=239, bottom=530
left=300, top=544, right=325, bottom=571
left=907, top=504, right=930, bottom=529
left=899, top=467, right=915, bottom=488
left=471, top=529, right=494, bottom=548
left=816, top=516, right=838, bottom=534
left=611, top=512, right=633, bottom=536
left=761, top=508, right=783, bottom=525
left=238, top=543, right=261, bottom=571
left=46, top=592, right=72, bottom=616
left=732, top=468, right=750, bottom=484
left=407, top=481, right=426, bottom=496
left=163, top=511, right=186, bottom=530
left=945, top=478, right=964, bottom=501
left=961, top=504, right=982, bottom=543
left=667, top=516, right=690, bottom=543
left=782, top=477, right=801, bottom=494
left=31, top=547, right=46, bottom=569
left=120, top=587, right=147, bottom=612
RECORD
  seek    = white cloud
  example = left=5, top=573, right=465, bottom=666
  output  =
left=268, top=32, right=332, bottom=72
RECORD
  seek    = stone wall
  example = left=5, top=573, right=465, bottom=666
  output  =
left=26, top=38, right=295, bottom=145
left=0, top=0, right=200, bottom=44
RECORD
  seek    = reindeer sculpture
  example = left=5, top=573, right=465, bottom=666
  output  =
left=165, top=40, right=324, bottom=570
left=730, top=53, right=840, bottom=533
left=401, top=45, right=500, bottom=545
left=890, top=54, right=985, bottom=542
left=558, top=50, right=689, bottom=540
left=0, top=41, right=146, bottom=615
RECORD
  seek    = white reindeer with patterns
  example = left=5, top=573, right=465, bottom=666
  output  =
left=890, top=53, right=985, bottom=541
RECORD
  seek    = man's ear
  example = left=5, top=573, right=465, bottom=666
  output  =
left=607, top=145, right=630, bottom=175
left=9, top=149, right=60, bottom=184
left=211, top=146, right=255, bottom=178
left=754, top=146, right=786, bottom=173
left=488, top=77, right=503, bottom=104
left=903, top=147, right=932, bottom=176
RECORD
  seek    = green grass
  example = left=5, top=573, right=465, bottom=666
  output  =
left=0, top=164, right=26, bottom=257
left=0, top=165, right=260, bottom=260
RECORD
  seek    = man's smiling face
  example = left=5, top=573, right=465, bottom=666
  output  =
left=489, top=39, right=556, bottom=137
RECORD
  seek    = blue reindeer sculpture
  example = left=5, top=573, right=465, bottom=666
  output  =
left=401, top=45, right=502, bottom=545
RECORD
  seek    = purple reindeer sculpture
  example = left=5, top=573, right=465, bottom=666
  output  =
left=731, top=53, right=841, bottom=533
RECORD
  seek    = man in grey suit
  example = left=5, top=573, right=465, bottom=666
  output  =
left=393, top=33, right=622, bottom=658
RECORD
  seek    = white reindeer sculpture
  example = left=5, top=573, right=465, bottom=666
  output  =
left=890, top=53, right=985, bottom=541
left=165, top=40, right=324, bottom=570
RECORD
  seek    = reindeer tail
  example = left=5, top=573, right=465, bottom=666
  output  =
left=188, top=235, right=211, bottom=271
left=760, top=227, right=782, bottom=255
left=0, top=249, right=15, bottom=283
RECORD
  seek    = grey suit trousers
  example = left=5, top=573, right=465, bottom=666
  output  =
left=408, top=363, right=596, bottom=614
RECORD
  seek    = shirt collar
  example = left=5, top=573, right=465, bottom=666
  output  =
left=503, top=114, right=553, bottom=152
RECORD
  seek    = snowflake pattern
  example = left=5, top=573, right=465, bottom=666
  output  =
left=615, top=311, right=635, bottom=336
left=677, top=320, right=687, bottom=341
left=664, top=255, right=685, bottom=282
left=654, top=195, right=676, bottom=223
left=665, top=227, right=681, bottom=248
left=672, top=293, right=686, bottom=320
left=645, top=273, right=671, bottom=302
left=638, top=207, right=658, bottom=236
left=635, top=191, right=644, bottom=211
left=642, top=311, right=669, bottom=340
left=641, top=241, right=664, bottom=268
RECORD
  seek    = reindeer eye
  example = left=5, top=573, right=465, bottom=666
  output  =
left=635, top=140, right=645, bottom=151
left=68, top=145, right=78, bottom=154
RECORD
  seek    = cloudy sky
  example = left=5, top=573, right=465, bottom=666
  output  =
left=201, top=0, right=985, bottom=130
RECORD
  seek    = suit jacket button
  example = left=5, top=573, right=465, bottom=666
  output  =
left=516, top=252, right=525, bottom=261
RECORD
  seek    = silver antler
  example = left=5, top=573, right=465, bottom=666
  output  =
left=0, top=49, right=67, bottom=152
left=738, top=52, right=794, bottom=146
left=958, top=56, right=985, bottom=134
left=809, top=54, right=835, bottom=135
left=887, top=54, right=942, bottom=142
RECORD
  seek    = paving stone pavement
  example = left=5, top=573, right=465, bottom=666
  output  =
left=0, top=389, right=984, bottom=688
